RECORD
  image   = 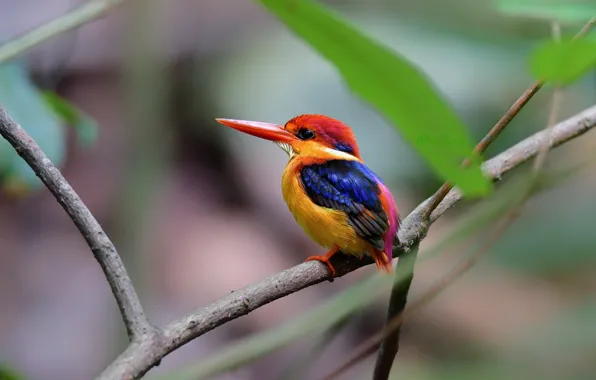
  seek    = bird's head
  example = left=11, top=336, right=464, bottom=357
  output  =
left=216, top=114, right=360, bottom=160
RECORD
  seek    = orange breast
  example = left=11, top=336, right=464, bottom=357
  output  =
left=281, top=158, right=371, bottom=257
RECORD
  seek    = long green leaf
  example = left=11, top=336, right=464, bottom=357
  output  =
left=256, top=0, right=491, bottom=197
left=529, top=38, right=596, bottom=85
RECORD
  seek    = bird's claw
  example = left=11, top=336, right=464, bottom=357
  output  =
left=305, top=255, right=337, bottom=276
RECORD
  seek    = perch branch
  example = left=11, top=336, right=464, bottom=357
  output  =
left=0, top=105, right=155, bottom=341
left=0, top=0, right=126, bottom=64
left=97, top=105, right=596, bottom=379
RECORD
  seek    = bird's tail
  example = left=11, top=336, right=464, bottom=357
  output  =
left=372, top=249, right=394, bottom=273
left=378, top=183, right=399, bottom=273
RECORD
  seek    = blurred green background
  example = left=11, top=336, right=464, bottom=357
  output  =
left=0, top=0, right=595, bottom=379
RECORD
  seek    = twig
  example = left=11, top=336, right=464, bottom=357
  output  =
left=0, top=105, right=156, bottom=341
left=97, top=105, right=596, bottom=379
left=422, top=82, right=543, bottom=216
left=0, top=0, right=126, bottom=64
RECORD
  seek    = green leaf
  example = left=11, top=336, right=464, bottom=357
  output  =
left=529, top=38, right=596, bottom=84
left=0, top=62, right=66, bottom=191
left=0, top=363, right=27, bottom=380
left=497, top=0, right=596, bottom=24
left=256, top=0, right=491, bottom=197
left=41, top=91, right=98, bottom=147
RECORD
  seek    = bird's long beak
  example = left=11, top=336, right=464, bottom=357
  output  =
left=216, top=118, right=296, bottom=143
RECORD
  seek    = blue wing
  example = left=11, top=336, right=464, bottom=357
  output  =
left=300, top=160, right=389, bottom=250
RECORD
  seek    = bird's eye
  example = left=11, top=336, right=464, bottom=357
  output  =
left=297, top=128, right=316, bottom=140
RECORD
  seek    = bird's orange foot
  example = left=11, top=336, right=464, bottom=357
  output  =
left=306, top=255, right=336, bottom=276
left=305, top=245, right=340, bottom=276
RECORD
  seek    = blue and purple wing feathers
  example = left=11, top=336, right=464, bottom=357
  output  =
left=300, top=160, right=394, bottom=251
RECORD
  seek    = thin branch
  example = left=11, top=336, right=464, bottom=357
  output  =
left=0, top=105, right=155, bottom=341
left=97, top=105, right=596, bottom=380
left=422, top=82, right=543, bottom=216
left=0, top=0, right=126, bottom=64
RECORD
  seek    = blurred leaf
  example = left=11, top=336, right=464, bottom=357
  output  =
left=275, top=314, right=351, bottom=380
left=2, top=174, right=33, bottom=199
left=412, top=305, right=596, bottom=380
left=0, top=363, right=26, bottom=380
left=411, top=361, right=534, bottom=380
left=497, top=0, right=596, bottom=24
left=492, top=195, right=596, bottom=273
left=41, top=91, right=98, bottom=147
left=502, top=303, right=596, bottom=378
left=257, top=0, right=491, bottom=197
left=529, top=38, right=596, bottom=84
left=0, top=62, right=66, bottom=191
left=491, top=162, right=596, bottom=273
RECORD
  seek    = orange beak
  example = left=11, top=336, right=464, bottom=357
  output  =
left=216, top=118, right=296, bottom=143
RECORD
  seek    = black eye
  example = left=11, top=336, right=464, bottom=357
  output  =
left=297, top=128, right=315, bottom=140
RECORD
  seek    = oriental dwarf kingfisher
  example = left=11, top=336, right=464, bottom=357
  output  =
left=216, top=114, right=400, bottom=275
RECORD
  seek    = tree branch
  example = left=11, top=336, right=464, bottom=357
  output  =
left=0, top=105, right=156, bottom=341
left=97, top=105, right=596, bottom=379
left=0, top=0, right=126, bottom=64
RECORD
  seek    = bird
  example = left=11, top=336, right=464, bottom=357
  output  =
left=215, top=114, right=400, bottom=275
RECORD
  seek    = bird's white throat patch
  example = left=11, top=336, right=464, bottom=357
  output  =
left=276, top=142, right=295, bottom=159
left=275, top=143, right=358, bottom=161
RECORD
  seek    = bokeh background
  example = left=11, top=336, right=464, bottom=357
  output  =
left=1, top=1, right=596, bottom=379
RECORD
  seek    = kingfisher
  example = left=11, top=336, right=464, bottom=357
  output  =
left=216, top=114, right=400, bottom=275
